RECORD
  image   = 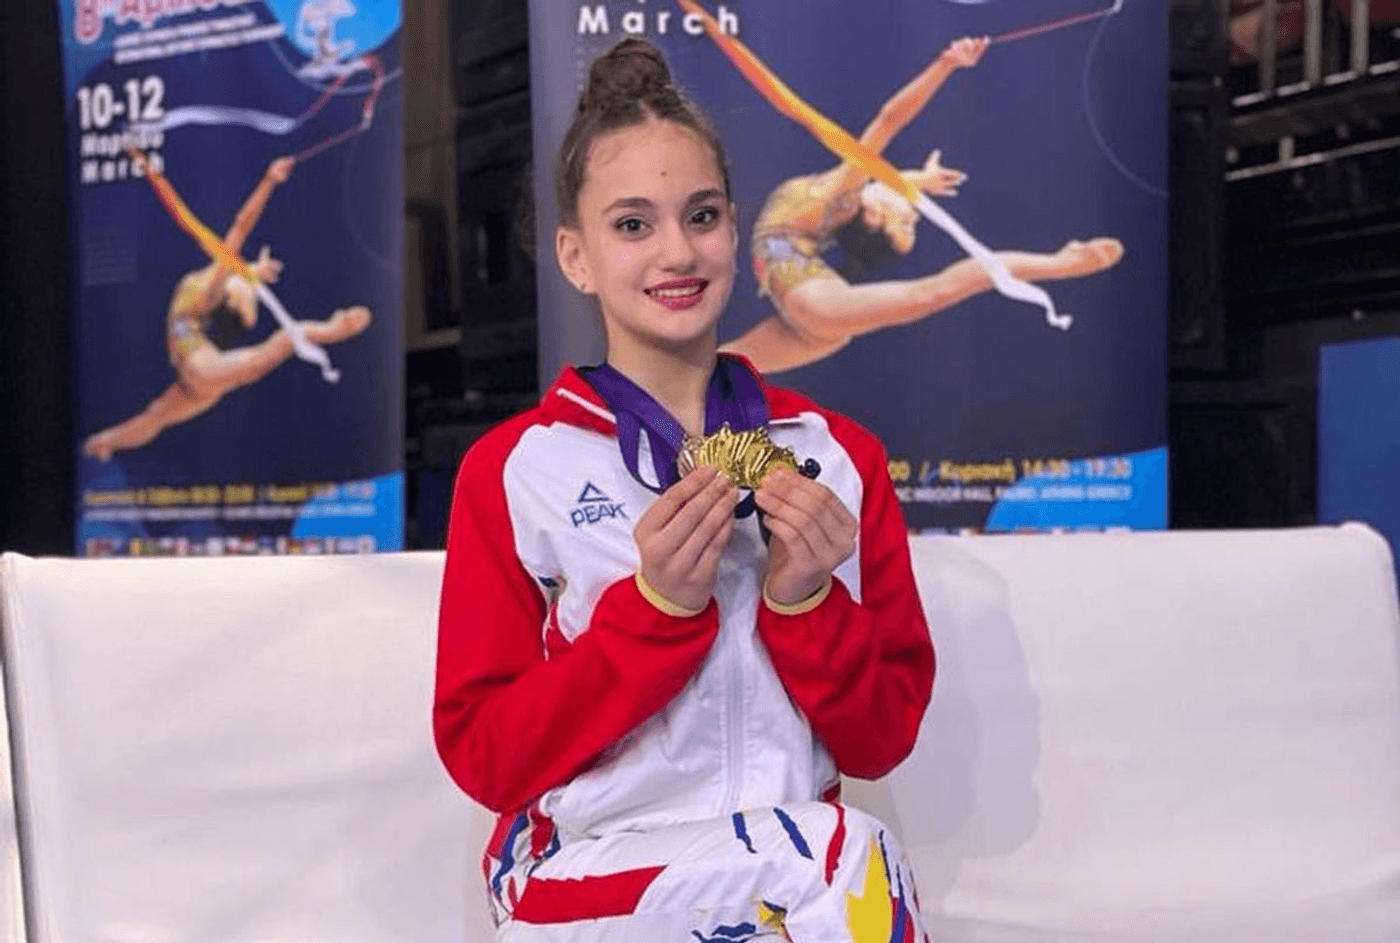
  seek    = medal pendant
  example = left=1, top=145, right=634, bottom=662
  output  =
left=676, top=423, right=799, bottom=489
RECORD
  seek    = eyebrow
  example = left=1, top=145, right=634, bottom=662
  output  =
left=601, top=189, right=727, bottom=215
left=686, top=189, right=727, bottom=206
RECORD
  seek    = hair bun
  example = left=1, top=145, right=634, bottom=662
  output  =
left=579, top=38, right=674, bottom=114
left=555, top=37, right=730, bottom=226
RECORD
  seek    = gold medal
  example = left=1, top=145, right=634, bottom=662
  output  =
left=676, top=423, right=800, bottom=489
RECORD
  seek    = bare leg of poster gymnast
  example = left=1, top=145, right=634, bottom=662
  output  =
left=82, top=306, right=371, bottom=462
left=723, top=238, right=1123, bottom=373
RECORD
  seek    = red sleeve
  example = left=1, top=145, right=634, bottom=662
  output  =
left=757, top=413, right=935, bottom=779
left=433, top=416, right=720, bottom=813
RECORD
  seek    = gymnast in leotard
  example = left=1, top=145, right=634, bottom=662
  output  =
left=83, top=155, right=371, bottom=462
left=723, top=36, right=1125, bottom=374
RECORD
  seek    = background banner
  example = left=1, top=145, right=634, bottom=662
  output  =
left=60, top=0, right=405, bottom=556
left=1319, top=337, right=1400, bottom=572
left=530, top=0, right=1168, bottom=532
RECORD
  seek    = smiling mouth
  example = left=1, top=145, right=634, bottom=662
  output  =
left=646, top=279, right=708, bottom=308
left=647, top=279, right=707, bottom=299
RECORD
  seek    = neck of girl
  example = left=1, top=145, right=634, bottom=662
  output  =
left=606, top=339, right=718, bottom=438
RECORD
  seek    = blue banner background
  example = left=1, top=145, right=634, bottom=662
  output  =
left=1319, top=337, right=1400, bottom=569
left=61, top=0, right=404, bottom=555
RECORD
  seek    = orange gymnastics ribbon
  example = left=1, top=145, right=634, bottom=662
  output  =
left=676, top=0, right=924, bottom=207
left=131, top=150, right=260, bottom=284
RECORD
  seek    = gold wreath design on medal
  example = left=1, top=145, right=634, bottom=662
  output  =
left=676, top=424, right=800, bottom=489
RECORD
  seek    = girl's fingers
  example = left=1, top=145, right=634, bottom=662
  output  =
left=810, top=496, right=857, bottom=551
left=644, top=466, right=719, bottom=523
left=763, top=513, right=822, bottom=572
left=692, top=512, right=735, bottom=575
left=637, top=467, right=724, bottom=550
left=758, top=472, right=850, bottom=546
left=758, top=474, right=856, bottom=565
left=672, top=484, right=741, bottom=569
left=660, top=476, right=736, bottom=542
left=640, top=483, right=737, bottom=609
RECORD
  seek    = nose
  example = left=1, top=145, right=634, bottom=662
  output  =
left=656, top=219, right=698, bottom=273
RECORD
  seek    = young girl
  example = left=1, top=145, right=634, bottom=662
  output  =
left=435, top=39, right=935, bottom=941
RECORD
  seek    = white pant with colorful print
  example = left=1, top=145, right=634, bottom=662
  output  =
left=491, top=802, right=929, bottom=942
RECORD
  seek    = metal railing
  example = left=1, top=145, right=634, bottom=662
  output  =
left=1227, top=0, right=1400, bottom=179
left=1238, top=0, right=1377, bottom=102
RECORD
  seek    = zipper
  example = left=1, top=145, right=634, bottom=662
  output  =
left=715, top=551, right=752, bottom=815
left=719, top=611, right=745, bottom=814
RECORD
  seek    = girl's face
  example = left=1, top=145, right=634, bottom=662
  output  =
left=556, top=119, right=736, bottom=361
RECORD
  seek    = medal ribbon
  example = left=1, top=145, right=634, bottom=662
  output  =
left=583, top=355, right=769, bottom=493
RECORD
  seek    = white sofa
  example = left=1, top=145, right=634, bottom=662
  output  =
left=2, top=525, right=1398, bottom=943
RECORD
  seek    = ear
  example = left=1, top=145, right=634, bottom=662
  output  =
left=555, top=225, right=592, bottom=295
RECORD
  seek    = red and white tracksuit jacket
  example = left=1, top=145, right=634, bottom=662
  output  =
left=434, top=363, right=935, bottom=939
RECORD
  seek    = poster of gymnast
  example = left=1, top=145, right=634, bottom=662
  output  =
left=58, top=1, right=405, bottom=556
left=530, top=0, right=1168, bottom=532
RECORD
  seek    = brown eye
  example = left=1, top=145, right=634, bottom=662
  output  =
left=690, top=206, right=720, bottom=227
left=615, top=217, right=647, bottom=236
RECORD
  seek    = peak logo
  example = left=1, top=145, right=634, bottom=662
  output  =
left=76, top=0, right=252, bottom=46
left=571, top=482, right=627, bottom=528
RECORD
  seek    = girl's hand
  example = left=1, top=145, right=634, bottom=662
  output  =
left=267, top=156, right=296, bottom=184
left=943, top=36, right=990, bottom=70
left=754, top=468, right=857, bottom=607
left=915, top=149, right=966, bottom=197
left=254, top=245, right=283, bottom=284
left=634, top=466, right=740, bottom=613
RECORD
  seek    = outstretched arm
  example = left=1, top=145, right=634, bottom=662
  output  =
left=813, top=37, right=988, bottom=205
left=222, top=157, right=295, bottom=255
left=857, top=37, right=989, bottom=155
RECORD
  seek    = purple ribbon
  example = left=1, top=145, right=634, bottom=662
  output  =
left=582, top=355, right=769, bottom=493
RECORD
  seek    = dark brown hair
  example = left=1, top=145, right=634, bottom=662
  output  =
left=555, top=38, right=731, bottom=227
left=833, top=214, right=905, bottom=280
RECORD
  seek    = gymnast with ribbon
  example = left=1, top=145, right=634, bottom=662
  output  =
left=435, top=36, right=935, bottom=942
left=671, top=1, right=1126, bottom=373
left=82, top=153, right=371, bottom=462
left=82, top=52, right=386, bottom=462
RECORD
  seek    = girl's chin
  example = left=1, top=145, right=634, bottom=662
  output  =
left=655, top=328, right=721, bottom=351
left=642, top=322, right=723, bottom=354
